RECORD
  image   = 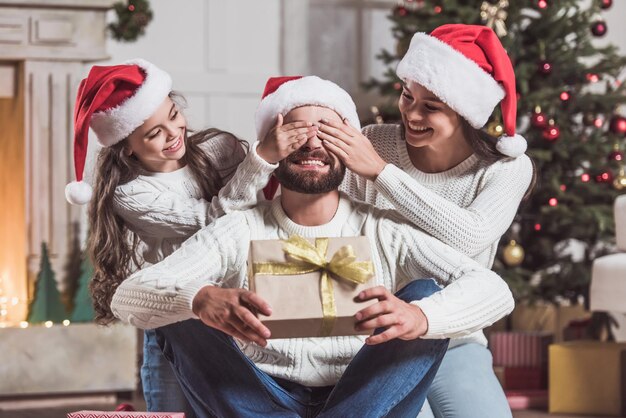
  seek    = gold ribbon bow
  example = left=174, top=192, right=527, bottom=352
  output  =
left=480, top=0, right=509, bottom=37
left=253, top=235, right=374, bottom=337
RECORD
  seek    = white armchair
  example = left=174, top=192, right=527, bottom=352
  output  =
left=590, top=195, right=626, bottom=340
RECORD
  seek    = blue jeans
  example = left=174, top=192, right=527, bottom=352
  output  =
left=142, top=329, right=196, bottom=416
left=155, top=279, right=449, bottom=418
left=418, top=343, right=512, bottom=418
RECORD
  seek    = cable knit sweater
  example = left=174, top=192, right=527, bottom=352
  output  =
left=111, top=194, right=514, bottom=387
left=113, top=135, right=277, bottom=265
left=339, top=123, right=533, bottom=347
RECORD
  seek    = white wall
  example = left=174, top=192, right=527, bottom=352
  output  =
left=97, top=0, right=626, bottom=139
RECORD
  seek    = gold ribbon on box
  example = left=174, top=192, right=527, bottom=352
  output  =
left=253, top=235, right=374, bottom=337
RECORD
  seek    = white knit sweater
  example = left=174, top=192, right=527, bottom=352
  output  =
left=340, top=124, right=533, bottom=347
left=111, top=194, right=514, bottom=387
left=113, top=135, right=277, bottom=265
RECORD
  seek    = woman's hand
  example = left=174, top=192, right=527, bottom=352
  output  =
left=192, top=286, right=273, bottom=346
left=354, top=286, right=429, bottom=345
left=257, top=113, right=318, bottom=164
left=317, top=119, right=387, bottom=181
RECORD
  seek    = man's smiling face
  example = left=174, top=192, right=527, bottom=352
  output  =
left=274, top=106, right=346, bottom=194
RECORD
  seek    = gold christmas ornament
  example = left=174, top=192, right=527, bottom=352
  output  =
left=614, top=167, right=626, bottom=190
left=503, top=240, right=525, bottom=267
left=480, top=0, right=509, bottom=37
left=486, top=120, right=504, bottom=137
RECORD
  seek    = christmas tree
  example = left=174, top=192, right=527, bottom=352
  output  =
left=365, top=0, right=626, bottom=305
left=70, top=256, right=95, bottom=322
left=27, top=243, right=68, bottom=323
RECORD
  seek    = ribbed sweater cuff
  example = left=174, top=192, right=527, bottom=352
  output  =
left=176, top=280, right=217, bottom=319
left=410, top=298, right=453, bottom=339
left=374, top=164, right=404, bottom=196
left=250, top=141, right=279, bottom=171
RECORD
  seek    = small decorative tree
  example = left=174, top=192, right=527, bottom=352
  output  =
left=27, top=243, right=67, bottom=323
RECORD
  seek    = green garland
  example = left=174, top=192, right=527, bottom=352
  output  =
left=108, top=0, right=153, bottom=42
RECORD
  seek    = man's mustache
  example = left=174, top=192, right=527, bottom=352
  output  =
left=286, top=149, right=332, bottom=164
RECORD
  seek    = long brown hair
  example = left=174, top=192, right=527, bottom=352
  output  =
left=460, top=118, right=537, bottom=200
left=88, top=93, right=245, bottom=324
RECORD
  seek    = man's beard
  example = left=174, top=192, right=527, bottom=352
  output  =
left=274, top=149, right=345, bottom=194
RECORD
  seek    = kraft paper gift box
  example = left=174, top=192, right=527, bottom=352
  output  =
left=248, top=235, right=377, bottom=339
left=67, top=412, right=185, bottom=418
left=549, top=341, right=626, bottom=416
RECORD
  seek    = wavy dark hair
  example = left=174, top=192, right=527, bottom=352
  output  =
left=87, top=93, right=246, bottom=324
left=460, top=118, right=537, bottom=200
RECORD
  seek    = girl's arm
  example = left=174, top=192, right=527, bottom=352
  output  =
left=111, top=211, right=251, bottom=329
left=113, top=137, right=276, bottom=238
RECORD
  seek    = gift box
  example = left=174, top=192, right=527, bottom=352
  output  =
left=505, top=390, right=548, bottom=410
left=490, top=331, right=553, bottom=368
left=494, top=366, right=545, bottom=390
left=510, top=302, right=588, bottom=342
left=248, top=235, right=377, bottom=339
left=67, top=412, right=184, bottom=418
left=549, top=341, right=626, bottom=416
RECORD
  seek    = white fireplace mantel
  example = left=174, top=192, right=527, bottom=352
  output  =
left=0, top=0, right=114, bottom=320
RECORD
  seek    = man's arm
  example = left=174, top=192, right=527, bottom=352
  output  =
left=380, top=213, right=514, bottom=339
left=110, top=212, right=251, bottom=329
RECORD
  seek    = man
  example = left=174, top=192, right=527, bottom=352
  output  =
left=111, top=76, right=513, bottom=418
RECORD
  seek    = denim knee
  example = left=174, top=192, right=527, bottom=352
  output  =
left=395, top=279, right=441, bottom=303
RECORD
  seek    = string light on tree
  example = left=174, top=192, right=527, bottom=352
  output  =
left=549, top=197, right=558, bottom=207
left=560, top=91, right=571, bottom=102
left=608, top=144, right=623, bottom=162
left=581, top=173, right=591, bottom=182
left=531, top=106, right=548, bottom=128
left=536, top=0, right=548, bottom=9
left=594, top=116, right=604, bottom=128
left=486, top=120, right=504, bottom=137
left=586, top=73, right=600, bottom=83
left=595, top=170, right=614, bottom=183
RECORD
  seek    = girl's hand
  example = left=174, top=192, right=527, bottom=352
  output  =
left=354, top=286, right=429, bottom=345
left=192, top=286, right=272, bottom=346
left=257, top=113, right=318, bottom=164
left=317, top=119, right=387, bottom=181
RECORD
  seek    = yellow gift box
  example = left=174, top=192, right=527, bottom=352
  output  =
left=248, top=235, right=377, bottom=339
left=549, top=341, right=626, bottom=416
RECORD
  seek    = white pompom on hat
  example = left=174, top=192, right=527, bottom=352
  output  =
left=396, top=24, right=527, bottom=158
left=65, top=59, right=172, bottom=205
left=255, top=76, right=361, bottom=200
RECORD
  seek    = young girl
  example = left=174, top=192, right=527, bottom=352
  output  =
left=315, top=25, right=535, bottom=418
left=65, top=59, right=315, bottom=414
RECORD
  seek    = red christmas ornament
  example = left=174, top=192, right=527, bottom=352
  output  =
left=531, top=111, right=548, bottom=129
left=601, top=0, right=613, bottom=10
left=534, top=223, right=542, bottom=231
left=395, top=6, right=408, bottom=16
left=595, top=170, right=614, bottom=183
left=608, top=150, right=623, bottom=162
left=581, top=173, right=591, bottom=182
left=560, top=91, right=571, bottom=102
left=538, top=60, right=552, bottom=75
left=536, top=0, right=548, bottom=9
left=594, top=117, right=604, bottom=128
left=434, top=5, right=442, bottom=13
left=609, top=115, right=626, bottom=135
left=586, top=73, right=599, bottom=83
left=543, top=124, right=560, bottom=141
left=549, top=198, right=558, bottom=207
left=128, top=4, right=135, bottom=11
left=591, top=20, right=608, bottom=37
left=560, top=184, right=567, bottom=191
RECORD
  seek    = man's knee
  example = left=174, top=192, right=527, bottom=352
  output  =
left=395, top=279, right=441, bottom=303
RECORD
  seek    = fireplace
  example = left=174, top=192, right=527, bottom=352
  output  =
left=0, top=0, right=114, bottom=325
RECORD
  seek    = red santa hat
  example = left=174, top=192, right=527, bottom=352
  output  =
left=256, top=76, right=360, bottom=200
left=65, top=59, right=172, bottom=205
left=396, top=24, right=526, bottom=157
